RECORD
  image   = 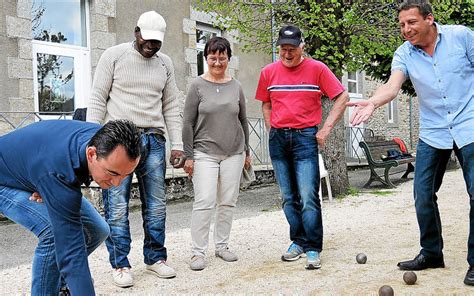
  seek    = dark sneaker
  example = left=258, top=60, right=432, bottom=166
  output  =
left=305, top=251, right=321, bottom=270
left=281, top=242, right=304, bottom=261
left=464, top=266, right=474, bottom=286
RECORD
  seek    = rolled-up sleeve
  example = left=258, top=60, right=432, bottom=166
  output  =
left=391, top=49, right=409, bottom=77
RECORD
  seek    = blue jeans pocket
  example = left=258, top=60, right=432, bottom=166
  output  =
left=298, top=127, right=317, bottom=138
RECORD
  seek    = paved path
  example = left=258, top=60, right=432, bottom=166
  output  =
left=8, top=167, right=469, bottom=295
left=1, top=165, right=385, bottom=270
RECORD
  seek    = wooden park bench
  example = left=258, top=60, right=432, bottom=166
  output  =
left=359, top=139, right=415, bottom=188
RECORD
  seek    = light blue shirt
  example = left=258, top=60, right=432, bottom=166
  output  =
left=392, top=23, right=474, bottom=149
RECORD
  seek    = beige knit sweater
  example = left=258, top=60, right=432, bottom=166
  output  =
left=87, top=42, right=183, bottom=151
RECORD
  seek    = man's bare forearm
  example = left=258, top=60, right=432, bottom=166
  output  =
left=261, top=101, right=272, bottom=130
left=321, top=91, right=349, bottom=133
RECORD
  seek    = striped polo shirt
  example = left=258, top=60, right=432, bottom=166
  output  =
left=255, top=58, right=345, bottom=128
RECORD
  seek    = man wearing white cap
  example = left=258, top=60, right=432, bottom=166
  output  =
left=87, top=11, right=184, bottom=287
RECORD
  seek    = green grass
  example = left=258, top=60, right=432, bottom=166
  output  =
left=333, top=187, right=394, bottom=200
left=347, top=186, right=360, bottom=196
left=335, top=186, right=360, bottom=200
left=334, top=186, right=360, bottom=200
left=367, top=190, right=394, bottom=196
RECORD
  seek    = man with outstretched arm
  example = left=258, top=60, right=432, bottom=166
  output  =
left=348, top=0, right=473, bottom=285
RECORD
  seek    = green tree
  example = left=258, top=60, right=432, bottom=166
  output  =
left=197, top=0, right=401, bottom=76
left=196, top=0, right=472, bottom=195
left=365, top=0, right=474, bottom=95
left=196, top=0, right=402, bottom=195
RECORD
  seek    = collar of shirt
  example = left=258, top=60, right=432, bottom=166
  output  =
left=75, top=142, right=91, bottom=187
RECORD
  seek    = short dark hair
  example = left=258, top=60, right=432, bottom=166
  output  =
left=88, top=120, right=141, bottom=160
left=203, top=37, right=232, bottom=60
left=398, top=0, right=433, bottom=18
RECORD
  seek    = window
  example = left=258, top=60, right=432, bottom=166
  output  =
left=32, top=0, right=87, bottom=47
left=345, top=70, right=365, bottom=158
left=33, top=43, right=90, bottom=114
left=36, top=52, right=75, bottom=113
left=196, top=24, right=221, bottom=76
left=32, top=0, right=90, bottom=115
left=347, top=71, right=362, bottom=98
left=388, top=100, right=395, bottom=123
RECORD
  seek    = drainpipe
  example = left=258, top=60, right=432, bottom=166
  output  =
left=409, top=96, right=413, bottom=150
left=271, top=0, right=277, bottom=62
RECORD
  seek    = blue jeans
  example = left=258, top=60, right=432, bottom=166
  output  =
left=269, top=127, right=322, bottom=252
left=103, top=133, right=167, bottom=268
left=415, top=140, right=474, bottom=265
left=0, top=186, right=109, bottom=296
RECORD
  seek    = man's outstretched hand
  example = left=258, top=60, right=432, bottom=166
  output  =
left=346, top=100, right=376, bottom=126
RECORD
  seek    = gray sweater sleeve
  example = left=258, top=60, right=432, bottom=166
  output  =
left=182, top=82, right=199, bottom=159
left=238, top=84, right=250, bottom=156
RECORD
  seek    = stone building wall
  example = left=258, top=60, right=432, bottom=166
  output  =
left=2, top=0, right=35, bottom=134
left=0, top=0, right=117, bottom=136
left=89, top=0, right=117, bottom=75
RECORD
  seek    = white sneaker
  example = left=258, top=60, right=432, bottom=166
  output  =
left=112, top=267, right=134, bottom=288
left=215, top=248, right=238, bottom=262
left=146, top=260, right=177, bottom=279
left=190, top=255, right=207, bottom=271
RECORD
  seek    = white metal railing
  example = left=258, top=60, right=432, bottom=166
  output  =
left=1, top=112, right=374, bottom=166
left=0, top=111, right=73, bottom=134
left=247, top=117, right=271, bottom=165
left=345, top=126, right=374, bottom=164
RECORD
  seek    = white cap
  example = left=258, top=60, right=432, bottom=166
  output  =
left=136, top=11, right=166, bottom=41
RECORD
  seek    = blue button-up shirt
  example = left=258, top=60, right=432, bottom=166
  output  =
left=392, top=23, right=474, bottom=149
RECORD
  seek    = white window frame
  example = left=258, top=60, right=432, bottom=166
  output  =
left=31, top=0, right=91, bottom=118
left=347, top=71, right=362, bottom=99
left=196, top=24, right=221, bottom=75
left=388, top=100, right=395, bottom=123
left=345, top=70, right=365, bottom=159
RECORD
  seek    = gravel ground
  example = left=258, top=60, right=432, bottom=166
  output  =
left=1, top=169, right=473, bottom=295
